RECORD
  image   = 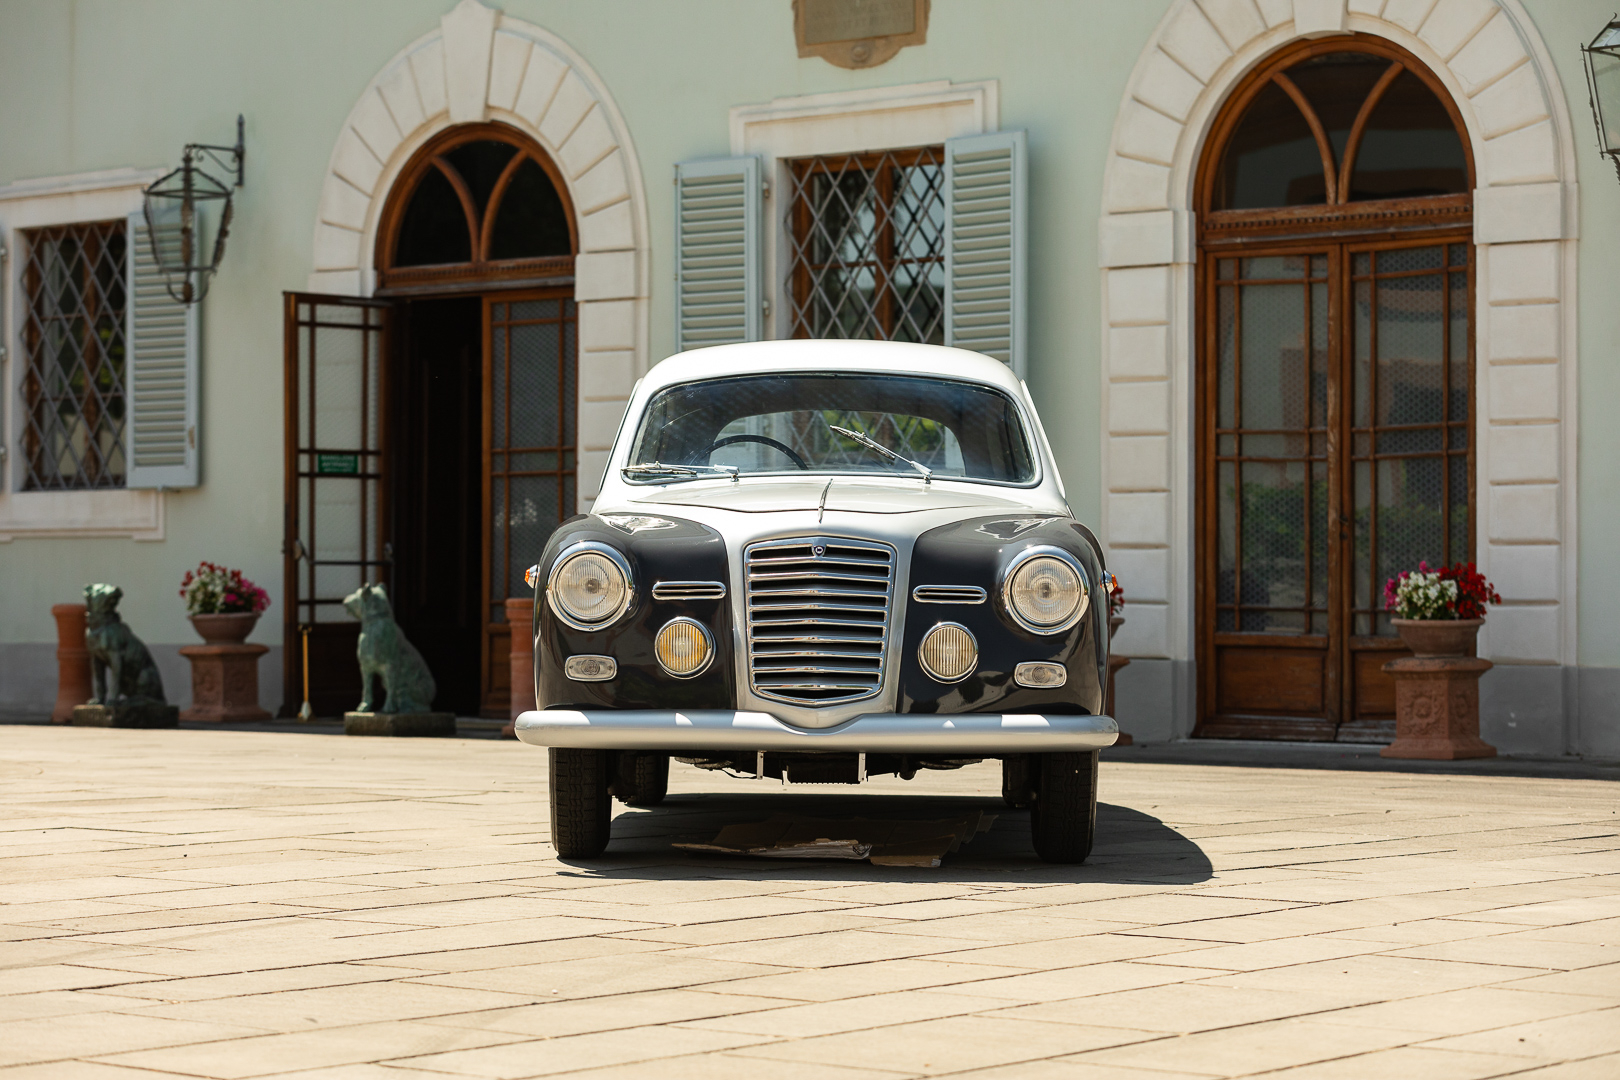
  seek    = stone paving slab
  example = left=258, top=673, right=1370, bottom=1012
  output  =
left=0, top=726, right=1616, bottom=1078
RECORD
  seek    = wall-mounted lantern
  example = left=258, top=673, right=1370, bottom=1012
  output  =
left=1582, top=17, right=1620, bottom=183
left=142, top=115, right=245, bottom=304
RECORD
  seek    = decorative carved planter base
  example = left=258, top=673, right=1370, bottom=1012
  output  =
left=345, top=712, right=457, bottom=737
left=51, top=603, right=91, bottom=724
left=1380, top=655, right=1496, bottom=760
left=179, top=643, right=271, bottom=722
left=72, top=702, right=179, bottom=728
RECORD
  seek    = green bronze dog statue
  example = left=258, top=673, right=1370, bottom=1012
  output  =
left=84, top=583, right=168, bottom=706
left=343, top=583, right=436, bottom=714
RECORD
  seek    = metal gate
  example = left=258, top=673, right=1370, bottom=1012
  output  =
left=282, top=293, right=392, bottom=718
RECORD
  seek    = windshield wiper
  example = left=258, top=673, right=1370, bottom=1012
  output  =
left=827, top=425, right=932, bottom=485
left=621, top=461, right=738, bottom=482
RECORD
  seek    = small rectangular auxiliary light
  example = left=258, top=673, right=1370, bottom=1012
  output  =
left=1014, top=661, right=1067, bottom=688
left=564, top=655, right=617, bottom=682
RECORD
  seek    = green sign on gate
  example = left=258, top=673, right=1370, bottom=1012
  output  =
left=315, top=453, right=360, bottom=475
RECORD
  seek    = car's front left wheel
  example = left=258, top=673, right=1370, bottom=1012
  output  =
left=549, top=748, right=611, bottom=857
left=1029, top=750, right=1099, bottom=864
left=619, top=752, right=669, bottom=806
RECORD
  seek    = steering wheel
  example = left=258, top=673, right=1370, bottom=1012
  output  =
left=700, top=434, right=809, bottom=470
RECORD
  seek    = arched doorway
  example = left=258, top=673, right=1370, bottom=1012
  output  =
left=1194, top=37, right=1475, bottom=742
left=284, top=122, right=577, bottom=718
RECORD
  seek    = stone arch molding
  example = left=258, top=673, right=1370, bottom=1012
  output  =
left=308, top=0, right=650, bottom=509
left=1099, top=0, right=1580, bottom=687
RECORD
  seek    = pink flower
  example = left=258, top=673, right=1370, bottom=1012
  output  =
left=1383, top=570, right=1408, bottom=612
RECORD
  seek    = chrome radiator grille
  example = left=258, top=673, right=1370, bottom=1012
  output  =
left=745, top=536, right=895, bottom=705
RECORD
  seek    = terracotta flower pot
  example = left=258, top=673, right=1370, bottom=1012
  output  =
left=1391, top=617, right=1482, bottom=658
left=51, top=603, right=91, bottom=724
left=189, top=612, right=261, bottom=645
left=1106, top=614, right=1132, bottom=746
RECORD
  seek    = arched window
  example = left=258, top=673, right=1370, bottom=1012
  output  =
left=377, top=124, right=576, bottom=291
left=1193, top=37, right=1476, bottom=744
left=1202, top=39, right=1472, bottom=224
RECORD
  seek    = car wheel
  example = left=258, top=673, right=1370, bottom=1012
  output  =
left=1029, top=750, right=1098, bottom=864
left=1001, top=754, right=1033, bottom=808
left=549, top=748, right=611, bottom=858
left=620, top=753, right=669, bottom=807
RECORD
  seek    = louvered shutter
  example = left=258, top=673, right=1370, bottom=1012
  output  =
left=674, top=156, right=763, bottom=351
left=124, top=209, right=200, bottom=488
left=944, top=130, right=1027, bottom=377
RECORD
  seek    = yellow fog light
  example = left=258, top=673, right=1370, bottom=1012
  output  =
left=655, top=617, right=714, bottom=678
left=919, top=622, right=978, bottom=683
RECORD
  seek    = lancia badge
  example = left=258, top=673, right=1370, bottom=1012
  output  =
left=812, top=544, right=826, bottom=557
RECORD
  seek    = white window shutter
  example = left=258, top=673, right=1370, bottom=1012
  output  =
left=675, top=155, right=763, bottom=351
left=944, top=130, right=1027, bottom=377
left=125, top=209, right=200, bottom=488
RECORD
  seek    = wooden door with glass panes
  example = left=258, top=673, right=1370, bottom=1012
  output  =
left=1199, top=240, right=1472, bottom=741
left=480, top=291, right=577, bottom=715
left=1194, top=36, right=1476, bottom=741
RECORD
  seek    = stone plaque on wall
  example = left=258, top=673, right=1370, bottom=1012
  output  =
left=794, top=0, right=929, bottom=69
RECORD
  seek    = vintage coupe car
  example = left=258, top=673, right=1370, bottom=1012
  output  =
left=516, top=340, right=1118, bottom=863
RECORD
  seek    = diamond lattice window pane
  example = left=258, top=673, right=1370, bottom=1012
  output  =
left=21, top=221, right=129, bottom=490
left=785, top=147, right=945, bottom=344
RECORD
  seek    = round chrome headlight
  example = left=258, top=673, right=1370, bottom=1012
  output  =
left=547, top=543, right=632, bottom=630
left=655, top=617, right=714, bottom=678
left=1003, top=548, right=1088, bottom=634
left=919, top=622, right=978, bottom=683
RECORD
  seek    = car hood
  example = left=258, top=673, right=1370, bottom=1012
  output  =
left=630, top=477, right=1039, bottom=515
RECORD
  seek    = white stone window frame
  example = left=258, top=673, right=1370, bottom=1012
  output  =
left=729, top=80, right=999, bottom=341
left=308, top=0, right=650, bottom=513
left=0, top=168, right=167, bottom=542
left=1099, top=0, right=1580, bottom=706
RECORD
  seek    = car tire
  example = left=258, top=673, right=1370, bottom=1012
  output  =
left=620, top=753, right=669, bottom=807
left=1029, top=750, right=1098, bottom=864
left=549, top=748, right=611, bottom=858
left=1001, top=754, right=1033, bottom=809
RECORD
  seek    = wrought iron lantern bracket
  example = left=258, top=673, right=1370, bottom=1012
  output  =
left=142, top=115, right=246, bottom=305
left=1581, top=16, right=1620, bottom=184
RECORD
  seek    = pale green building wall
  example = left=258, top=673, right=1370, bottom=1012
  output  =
left=0, top=0, right=1613, bottom=751
left=1527, top=1, right=1620, bottom=688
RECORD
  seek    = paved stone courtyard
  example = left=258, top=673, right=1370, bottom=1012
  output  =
left=1, top=725, right=1617, bottom=1079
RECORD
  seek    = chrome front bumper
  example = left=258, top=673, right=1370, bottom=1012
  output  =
left=514, top=709, right=1118, bottom=753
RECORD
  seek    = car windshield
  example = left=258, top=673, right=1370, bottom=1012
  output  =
left=626, top=374, right=1037, bottom=484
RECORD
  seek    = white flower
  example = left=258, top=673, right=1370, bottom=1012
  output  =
left=1393, top=571, right=1457, bottom=620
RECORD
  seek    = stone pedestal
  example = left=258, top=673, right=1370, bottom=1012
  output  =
left=1380, top=656, right=1496, bottom=760
left=51, top=603, right=91, bottom=724
left=344, top=711, right=456, bottom=737
left=504, top=597, right=535, bottom=739
left=179, top=643, right=272, bottom=722
left=72, top=702, right=179, bottom=728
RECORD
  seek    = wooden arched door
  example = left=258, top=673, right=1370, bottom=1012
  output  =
left=285, top=123, right=578, bottom=718
left=1195, top=37, right=1475, bottom=741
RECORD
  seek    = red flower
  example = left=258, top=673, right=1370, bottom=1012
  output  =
left=1439, top=561, right=1501, bottom=620
left=181, top=561, right=272, bottom=615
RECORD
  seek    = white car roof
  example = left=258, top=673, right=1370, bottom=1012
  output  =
left=642, top=340, right=1025, bottom=396
left=597, top=338, right=1069, bottom=512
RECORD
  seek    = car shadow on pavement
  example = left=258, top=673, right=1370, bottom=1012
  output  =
left=562, top=793, right=1213, bottom=885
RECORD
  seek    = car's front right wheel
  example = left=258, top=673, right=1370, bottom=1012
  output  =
left=549, top=748, right=611, bottom=858
left=1029, top=750, right=1099, bottom=864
